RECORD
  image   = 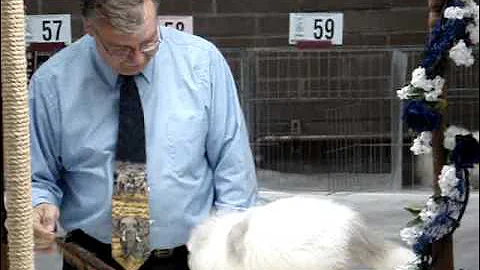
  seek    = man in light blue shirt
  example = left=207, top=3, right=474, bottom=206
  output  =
left=31, top=0, right=257, bottom=269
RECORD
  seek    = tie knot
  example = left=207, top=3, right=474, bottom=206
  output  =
left=120, top=75, right=135, bottom=84
left=119, top=75, right=138, bottom=95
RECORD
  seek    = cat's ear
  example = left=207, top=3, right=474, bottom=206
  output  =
left=226, top=214, right=250, bottom=263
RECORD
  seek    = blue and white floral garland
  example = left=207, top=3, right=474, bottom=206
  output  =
left=395, top=0, right=479, bottom=269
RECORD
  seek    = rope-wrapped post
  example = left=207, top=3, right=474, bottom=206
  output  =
left=0, top=0, right=34, bottom=269
left=428, top=0, right=454, bottom=269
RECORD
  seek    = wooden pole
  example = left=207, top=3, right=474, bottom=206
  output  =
left=427, top=0, right=454, bottom=269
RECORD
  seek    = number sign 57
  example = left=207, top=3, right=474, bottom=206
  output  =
left=42, top=20, right=63, bottom=41
left=26, top=15, right=72, bottom=44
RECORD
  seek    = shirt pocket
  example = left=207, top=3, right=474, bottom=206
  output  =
left=166, top=111, right=207, bottom=175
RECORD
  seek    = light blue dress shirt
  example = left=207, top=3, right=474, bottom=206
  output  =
left=29, top=26, right=258, bottom=248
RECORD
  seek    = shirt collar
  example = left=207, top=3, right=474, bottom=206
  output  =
left=140, top=55, right=155, bottom=84
left=90, top=35, right=118, bottom=89
left=139, top=25, right=162, bottom=84
left=140, top=26, right=163, bottom=84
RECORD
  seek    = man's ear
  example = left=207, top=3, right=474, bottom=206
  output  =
left=83, top=18, right=93, bottom=35
left=226, top=215, right=250, bottom=263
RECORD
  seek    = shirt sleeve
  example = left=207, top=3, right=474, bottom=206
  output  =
left=29, top=74, right=64, bottom=207
left=205, top=48, right=258, bottom=214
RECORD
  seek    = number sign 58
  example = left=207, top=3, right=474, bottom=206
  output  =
left=158, top=16, right=194, bottom=34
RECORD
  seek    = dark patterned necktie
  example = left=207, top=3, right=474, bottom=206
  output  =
left=112, top=75, right=150, bottom=270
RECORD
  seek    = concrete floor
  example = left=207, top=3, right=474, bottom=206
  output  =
left=35, top=190, right=479, bottom=270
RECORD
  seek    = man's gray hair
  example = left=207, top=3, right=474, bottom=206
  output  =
left=81, top=0, right=158, bottom=33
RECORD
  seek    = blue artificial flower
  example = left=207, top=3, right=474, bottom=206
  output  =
left=413, top=233, right=431, bottom=255
left=434, top=211, right=452, bottom=227
left=422, top=18, right=468, bottom=74
left=455, top=169, right=466, bottom=195
left=402, top=100, right=442, bottom=132
left=451, top=134, right=480, bottom=168
left=420, top=0, right=468, bottom=77
left=451, top=0, right=465, bottom=8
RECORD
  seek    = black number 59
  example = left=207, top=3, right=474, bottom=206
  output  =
left=313, top=18, right=334, bottom=40
left=42, top=20, right=62, bottom=41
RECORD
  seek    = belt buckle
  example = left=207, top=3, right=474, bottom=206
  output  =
left=152, top=248, right=174, bottom=259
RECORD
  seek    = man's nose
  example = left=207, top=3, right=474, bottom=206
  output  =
left=127, top=48, right=145, bottom=65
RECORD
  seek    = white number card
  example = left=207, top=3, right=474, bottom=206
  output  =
left=26, top=15, right=71, bottom=44
left=158, top=16, right=193, bottom=34
left=289, top=13, right=343, bottom=45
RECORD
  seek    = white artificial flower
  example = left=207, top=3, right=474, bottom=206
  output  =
left=439, top=165, right=457, bottom=182
left=473, top=131, right=479, bottom=143
left=411, top=67, right=426, bottom=82
left=467, top=23, right=479, bottom=45
left=425, top=89, right=442, bottom=101
left=463, top=0, right=479, bottom=22
left=420, top=131, right=432, bottom=143
left=419, top=198, right=440, bottom=223
left=395, top=263, right=420, bottom=270
left=410, top=132, right=432, bottom=155
left=418, top=131, right=429, bottom=142
left=449, top=40, right=475, bottom=67
left=438, top=165, right=460, bottom=197
left=410, top=67, right=433, bottom=91
left=463, top=0, right=479, bottom=45
left=400, top=226, right=423, bottom=246
left=473, top=3, right=479, bottom=25
left=419, top=208, right=437, bottom=222
left=395, top=257, right=423, bottom=270
left=432, top=76, right=445, bottom=93
left=458, top=0, right=479, bottom=19
left=443, top=125, right=471, bottom=150
left=425, top=198, right=440, bottom=212
left=444, top=6, right=467, bottom=19
left=422, top=76, right=444, bottom=101
left=410, top=143, right=424, bottom=155
left=397, top=85, right=411, bottom=99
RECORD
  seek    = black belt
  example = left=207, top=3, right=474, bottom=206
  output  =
left=150, top=246, right=187, bottom=259
left=66, top=229, right=186, bottom=261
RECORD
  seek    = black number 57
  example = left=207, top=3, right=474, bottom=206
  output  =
left=42, top=20, right=62, bottom=41
left=313, top=18, right=334, bottom=39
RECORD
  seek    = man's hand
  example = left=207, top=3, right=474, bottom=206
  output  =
left=33, top=203, right=59, bottom=253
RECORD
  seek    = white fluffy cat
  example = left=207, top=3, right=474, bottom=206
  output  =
left=187, top=196, right=415, bottom=270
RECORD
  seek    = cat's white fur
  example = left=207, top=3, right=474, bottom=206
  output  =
left=187, top=196, right=415, bottom=270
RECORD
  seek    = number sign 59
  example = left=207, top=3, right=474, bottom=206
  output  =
left=26, top=15, right=71, bottom=44
left=289, top=13, right=343, bottom=45
left=313, top=18, right=335, bottom=39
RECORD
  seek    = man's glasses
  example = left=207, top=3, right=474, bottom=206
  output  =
left=94, top=28, right=160, bottom=60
